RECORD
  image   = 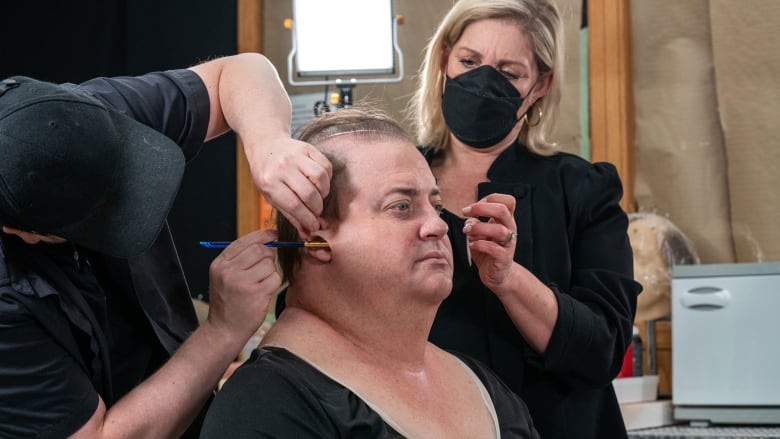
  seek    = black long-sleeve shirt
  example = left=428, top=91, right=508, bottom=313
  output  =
left=424, top=143, right=642, bottom=439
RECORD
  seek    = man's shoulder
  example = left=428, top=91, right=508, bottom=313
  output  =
left=234, top=347, right=329, bottom=385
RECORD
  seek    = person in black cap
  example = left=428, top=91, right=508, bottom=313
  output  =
left=0, top=52, right=331, bottom=438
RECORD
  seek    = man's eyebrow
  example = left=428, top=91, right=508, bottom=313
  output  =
left=388, top=187, right=418, bottom=197
left=387, top=186, right=441, bottom=197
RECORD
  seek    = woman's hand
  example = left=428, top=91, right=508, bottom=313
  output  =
left=461, top=193, right=518, bottom=293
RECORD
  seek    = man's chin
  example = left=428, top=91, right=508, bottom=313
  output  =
left=426, top=278, right=454, bottom=301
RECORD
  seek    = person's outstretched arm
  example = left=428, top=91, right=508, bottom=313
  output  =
left=70, top=229, right=281, bottom=439
left=190, top=53, right=332, bottom=238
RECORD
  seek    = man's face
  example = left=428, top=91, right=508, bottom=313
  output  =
left=320, top=136, right=453, bottom=304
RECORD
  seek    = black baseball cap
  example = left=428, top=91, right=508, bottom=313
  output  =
left=0, top=76, right=185, bottom=258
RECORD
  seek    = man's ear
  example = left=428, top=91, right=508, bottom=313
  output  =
left=306, top=217, right=333, bottom=263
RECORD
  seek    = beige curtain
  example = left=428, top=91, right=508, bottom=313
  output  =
left=632, top=0, right=780, bottom=263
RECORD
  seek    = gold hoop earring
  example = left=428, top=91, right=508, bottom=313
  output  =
left=524, top=105, right=543, bottom=127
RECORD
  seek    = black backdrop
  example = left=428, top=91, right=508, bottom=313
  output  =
left=1, top=0, right=239, bottom=301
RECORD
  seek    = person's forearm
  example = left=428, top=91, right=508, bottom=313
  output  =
left=95, top=321, right=246, bottom=438
left=190, top=54, right=332, bottom=238
left=494, top=263, right=558, bottom=354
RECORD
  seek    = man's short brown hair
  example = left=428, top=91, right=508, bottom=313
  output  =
left=275, top=107, right=413, bottom=285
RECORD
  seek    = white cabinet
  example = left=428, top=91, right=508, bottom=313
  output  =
left=672, top=262, right=780, bottom=425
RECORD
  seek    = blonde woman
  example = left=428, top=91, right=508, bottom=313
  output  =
left=410, top=1, right=642, bottom=437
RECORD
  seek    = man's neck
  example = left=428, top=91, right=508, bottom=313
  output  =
left=263, top=301, right=435, bottom=373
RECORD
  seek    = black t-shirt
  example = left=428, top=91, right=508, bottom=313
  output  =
left=86, top=251, right=169, bottom=399
left=0, top=69, right=208, bottom=438
left=42, top=244, right=168, bottom=401
left=201, top=347, right=540, bottom=438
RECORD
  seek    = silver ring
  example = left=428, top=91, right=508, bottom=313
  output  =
left=500, top=232, right=518, bottom=246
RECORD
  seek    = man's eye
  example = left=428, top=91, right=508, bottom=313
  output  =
left=393, top=202, right=410, bottom=211
left=434, top=204, right=444, bottom=215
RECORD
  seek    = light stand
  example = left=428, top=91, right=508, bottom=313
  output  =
left=336, top=80, right=355, bottom=109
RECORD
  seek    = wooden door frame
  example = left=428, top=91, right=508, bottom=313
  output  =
left=236, top=0, right=273, bottom=236
left=588, top=0, right=635, bottom=213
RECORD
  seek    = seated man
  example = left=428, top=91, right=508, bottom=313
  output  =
left=201, top=108, right=540, bottom=438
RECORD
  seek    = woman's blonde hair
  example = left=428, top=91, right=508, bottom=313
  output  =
left=409, top=0, right=563, bottom=156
